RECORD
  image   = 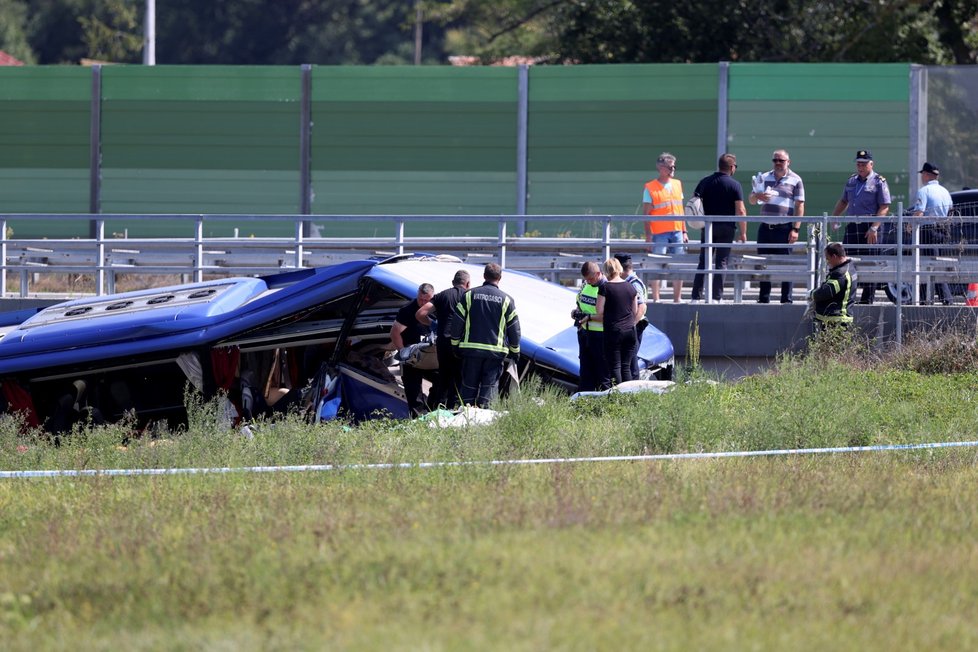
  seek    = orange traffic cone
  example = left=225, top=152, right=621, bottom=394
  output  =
left=967, top=283, right=978, bottom=307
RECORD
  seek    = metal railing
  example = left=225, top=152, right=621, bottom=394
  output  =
left=3, top=209, right=977, bottom=302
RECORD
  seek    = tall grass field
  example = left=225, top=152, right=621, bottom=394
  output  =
left=3, top=340, right=978, bottom=649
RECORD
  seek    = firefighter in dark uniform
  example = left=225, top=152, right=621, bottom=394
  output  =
left=571, top=261, right=607, bottom=391
left=810, top=242, right=855, bottom=331
left=450, top=263, right=521, bottom=408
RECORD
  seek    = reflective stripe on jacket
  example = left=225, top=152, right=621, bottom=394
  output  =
left=576, top=283, right=604, bottom=332
left=450, top=282, right=521, bottom=357
left=811, top=260, right=854, bottom=324
left=644, top=178, right=685, bottom=237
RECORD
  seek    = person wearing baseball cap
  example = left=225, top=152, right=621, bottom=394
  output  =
left=832, top=149, right=891, bottom=304
left=911, top=161, right=954, bottom=304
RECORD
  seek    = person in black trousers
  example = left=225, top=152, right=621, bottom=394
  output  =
left=390, top=283, right=435, bottom=416
left=416, top=269, right=470, bottom=408
left=690, top=154, right=748, bottom=302
left=595, top=257, right=638, bottom=387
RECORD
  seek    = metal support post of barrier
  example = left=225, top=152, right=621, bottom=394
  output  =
left=704, top=222, right=714, bottom=303
left=498, top=220, right=507, bottom=268
left=515, top=65, right=529, bottom=236
left=299, top=64, right=313, bottom=225
left=896, top=202, right=904, bottom=348
left=816, top=213, right=829, bottom=289
left=910, top=222, right=916, bottom=306
left=294, top=219, right=305, bottom=269
left=194, top=217, right=204, bottom=284
left=807, top=220, right=817, bottom=294
left=96, top=219, right=106, bottom=296
left=396, top=220, right=405, bottom=256
left=602, top=219, right=611, bottom=262
left=0, top=218, right=6, bottom=296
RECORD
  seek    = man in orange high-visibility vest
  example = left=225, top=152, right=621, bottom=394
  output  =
left=642, top=152, right=689, bottom=303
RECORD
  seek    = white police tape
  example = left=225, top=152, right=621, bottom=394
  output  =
left=2, top=439, right=978, bottom=479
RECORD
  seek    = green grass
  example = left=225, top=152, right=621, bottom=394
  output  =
left=4, top=364, right=978, bottom=471
left=3, top=356, right=978, bottom=649
left=3, top=456, right=978, bottom=649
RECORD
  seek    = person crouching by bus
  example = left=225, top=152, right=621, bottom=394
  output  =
left=390, top=283, right=435, bottom=416
left=810, top=242, right=854, bottom=331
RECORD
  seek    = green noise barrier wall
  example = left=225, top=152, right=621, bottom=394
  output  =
left=0, top=63, right=938, bottom=239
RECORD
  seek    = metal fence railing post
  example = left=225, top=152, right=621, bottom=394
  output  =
left=299, top=64, right=313, bottom=235
left=515, top=65, right=529, bottom=236
left=96, top=218, right=106, bottom=296
left=602, top=218, right=612, bottom=262
left=0, top=218, right=6, bottom=296
left=295, top=217, right=304, bottom=268
left=912, top=221, right=921, bottom=304
left=498, top=219, right=507, bottom=268
left=704, top=221, right=714, bottom=303
left=88, top=65, right=102, bottom=240
left=195, top=216, right=204, bottom=283
left=817, top=213, right=829, bottom=288
left=896, top=202, right=904, bottom=348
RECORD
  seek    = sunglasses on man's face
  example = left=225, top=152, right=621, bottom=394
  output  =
left=772, top=158, right=787, bottom=163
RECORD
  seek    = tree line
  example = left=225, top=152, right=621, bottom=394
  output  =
left=1, top=0, right=976, bottom=65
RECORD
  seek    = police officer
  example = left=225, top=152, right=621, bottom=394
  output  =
left=911, top=162, right=954, bottom=304
left=450, top=263, right=521, bottom=408
left=833, top=149, right=891, bottom=304
left=571, top=261, right=607, bottom=392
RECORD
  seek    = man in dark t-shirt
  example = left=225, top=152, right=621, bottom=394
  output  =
left=390, top=283, right=435, bottom=416
left=691, top=153, right=748, bottom=302
left=416, top=269, right=471, bottom=409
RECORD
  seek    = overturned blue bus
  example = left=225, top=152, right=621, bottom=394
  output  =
left=0, top=256, right=674, bottom=433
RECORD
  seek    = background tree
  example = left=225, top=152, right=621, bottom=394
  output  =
left=423, top=0, right=564, bottom=62
left=0, top=0, right=36, bottom=63
left=1, top=0, right=975, bottom=65
left=550, top=0, right=978, bottom=65
left=77, top=0, right=142, bottom=62
left=154, top=0, right=445, bottom=65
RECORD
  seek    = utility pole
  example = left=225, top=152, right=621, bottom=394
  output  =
left=143, top=0, right=156, bottom=65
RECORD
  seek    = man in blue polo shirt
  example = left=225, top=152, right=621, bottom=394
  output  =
left=911, top=161, right=954, bottom=304
left=833, top=149, right=891, bottom=304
